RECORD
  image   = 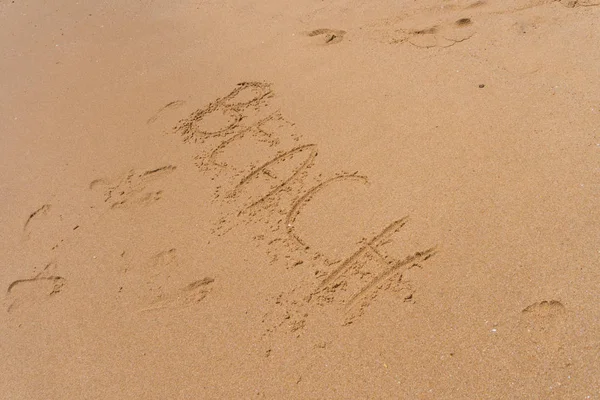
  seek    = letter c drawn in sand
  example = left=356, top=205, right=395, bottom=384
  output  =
left=285, top=173, right=369, bottom=247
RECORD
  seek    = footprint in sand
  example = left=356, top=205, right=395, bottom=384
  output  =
left=365, top=0, right=598, bottom=48
left=89, top=165, right=176, bottom=210
left=517, top=300, right=568, bottom=347
left=409, top=17, right=475, bottom=48
left=124, top=249, right=215, bottom=312
left=139, top=277, right=215, bottom=312
left=501, top=299, right=574, bottom=392
left=371, top=16, right=476, bottom=48
left=362, top=0, right=484, bottom=48
left=517, top=300, right=569, bottom=357
left=5, top=262, right=66, bottom=313
left=559, top=0, right=600, bottom=7
left=305, top=29, right=346, bottom=45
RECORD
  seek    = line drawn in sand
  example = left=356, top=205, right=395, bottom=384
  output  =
left=89, top=165, right=176, bottom=210
left=5, top=262, right=66, bottom=313
left=22, top=204, right=52, bottom=240
left=147, top=100, right=186, bottom=125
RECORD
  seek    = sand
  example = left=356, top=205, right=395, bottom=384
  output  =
left=1, top=0, right=599, bottom=398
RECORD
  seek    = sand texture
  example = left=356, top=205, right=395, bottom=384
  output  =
left=1, top=0, right=600, bottom=398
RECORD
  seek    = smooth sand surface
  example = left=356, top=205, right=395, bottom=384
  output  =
left=1, top=0, right=599, bottom=398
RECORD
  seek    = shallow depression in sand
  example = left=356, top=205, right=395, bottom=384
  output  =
left=192, top=108, right=239, bottom=133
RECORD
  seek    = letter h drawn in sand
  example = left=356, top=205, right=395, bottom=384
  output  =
left=312, top=217, right=436, bottom=322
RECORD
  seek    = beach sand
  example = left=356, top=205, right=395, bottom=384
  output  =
left=1, top=0, right=599, bottom=398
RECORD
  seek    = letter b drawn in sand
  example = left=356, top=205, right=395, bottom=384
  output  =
left=173, top=82, right=273, bottom=144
